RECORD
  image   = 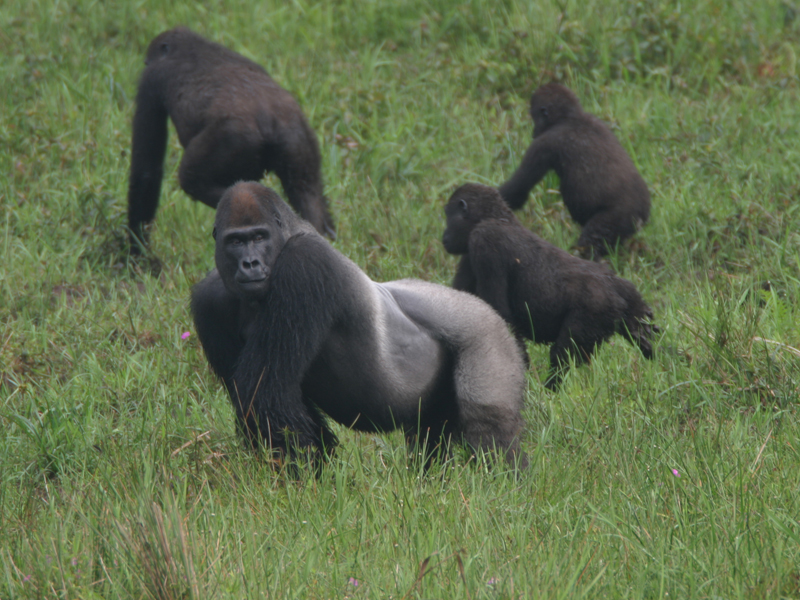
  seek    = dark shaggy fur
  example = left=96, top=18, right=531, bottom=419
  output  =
left=498, top=83, right=650, bottom=259
left=127, top=27, right=334, bottom=253
left=443, top=183, right=657, bottom=389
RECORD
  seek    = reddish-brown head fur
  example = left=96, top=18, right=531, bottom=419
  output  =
left=227, top=182, right=272, bottom=226
left=215, top=182, right=280, bottom=231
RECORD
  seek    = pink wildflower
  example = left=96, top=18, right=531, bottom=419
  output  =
left=672, top=469, right=680, bottom=477
left=181, top=331, right=191, bottom=340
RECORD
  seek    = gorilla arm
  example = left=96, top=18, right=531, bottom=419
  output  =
left=466, top=225, right=516, bottom=326
left=498, top=135, right=556, bottom=210
left=451, top=254, right=477, bottom=294
left=127, top=69, right=169, bottom=251
left=190, top=269, right=244, bottom=392
left=464, top=224, right=532, bottom=364
left=231, top=233, right=345, bottom=453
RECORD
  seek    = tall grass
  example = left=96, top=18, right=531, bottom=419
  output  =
left=1, top=0, right=799, bottom=597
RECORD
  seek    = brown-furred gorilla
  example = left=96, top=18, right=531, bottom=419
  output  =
left=191, top=182, right=528, bottom=469
left=499, top=83, right=650, bottom=259
left=443, top=183, right=657, bottom=389
left=127, top=27, right=334, bottom=253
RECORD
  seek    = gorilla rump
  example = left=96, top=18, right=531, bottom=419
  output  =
left=443, top=183, right=656, bottom=389
left=127, top=27, right=334, bottom=252
left=191, top=182, right=528, bottom=467
left=498, top=83, right=650, bottom=259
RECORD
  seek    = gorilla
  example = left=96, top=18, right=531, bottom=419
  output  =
left=127, top=27, right=335, bottom=253
left=191, top=182, right=528, bottom=468
left=443, top=183, right=656, bottom=390
left=498, top=83, right=650, bottom=259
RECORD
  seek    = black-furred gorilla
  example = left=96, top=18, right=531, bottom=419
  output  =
left=443, top=183, right=656, bottom=390
left=499, top=83, right=650, bottom=259
left=127, top=27, right=335, bottom=253
left=191, top=182, right=528, bottom=468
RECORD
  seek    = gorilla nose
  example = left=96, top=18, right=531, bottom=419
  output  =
left=238, top=258, right=268, bottom=283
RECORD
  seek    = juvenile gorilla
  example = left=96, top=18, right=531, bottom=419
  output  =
left=498, top=83, right=650, bottom=259
left=443, top=183, right=656, bottom=389
left=192, top=182, right=528, bottom=468
left=127, top=27, right=335, bottom=252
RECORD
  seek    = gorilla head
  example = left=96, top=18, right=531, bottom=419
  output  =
left=213, top=184, right=292, bottom=301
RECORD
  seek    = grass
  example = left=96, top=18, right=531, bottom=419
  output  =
left=1, top=0, right=800, bottom=597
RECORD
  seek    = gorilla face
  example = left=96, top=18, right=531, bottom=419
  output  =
left=214, top=183, right=288, bottom=301
left=217, top=225, right=279, bottom=300
left=442, top=197, right=471, bottom=255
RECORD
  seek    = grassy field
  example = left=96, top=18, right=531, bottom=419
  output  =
left=2, top=0, right=800, bottom=597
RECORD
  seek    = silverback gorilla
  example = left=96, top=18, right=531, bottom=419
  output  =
left=443, top=183, right=656, bottom=389
left=191, top=182, right=528, bottom=468
left=498, top=83, right=650, bottom=259
left=127, top=27, right=335, bottom=253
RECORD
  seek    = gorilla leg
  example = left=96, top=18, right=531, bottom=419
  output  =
left=577, top=209, right=640, bottom=260
left=545, top=313, right=603, bottom=390
left=458, top=406, right=527, bottom=469
left=451, top=347, right=528, bottom=468
left=179, top=125, right=265, bottom=208
left=273, top=129, right=335, bottom=237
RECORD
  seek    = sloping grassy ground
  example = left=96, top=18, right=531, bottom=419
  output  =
left=2, top=0, right=799, bottom=597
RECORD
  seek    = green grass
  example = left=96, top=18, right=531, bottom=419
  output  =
left=2, top=0, right=800, bottom=597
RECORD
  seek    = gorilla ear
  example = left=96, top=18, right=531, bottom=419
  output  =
left=458, top=198, right=468, bottom=213
left=212, top=227, right=217, bottom=240
left=540, top=107, right=549, bottom=119
left=274, top=211, right=283, bottom=228
left=160, top=42, right=170, bottom=56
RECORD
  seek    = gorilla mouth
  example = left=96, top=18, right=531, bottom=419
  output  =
left=239, top=276, right=267, bottom=284
left=236, top=275, right=268, bottom=286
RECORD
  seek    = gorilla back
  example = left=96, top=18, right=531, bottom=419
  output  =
left=191, top=182, right=528, bottom=468
left=127, top=27, right=335, bottom=253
